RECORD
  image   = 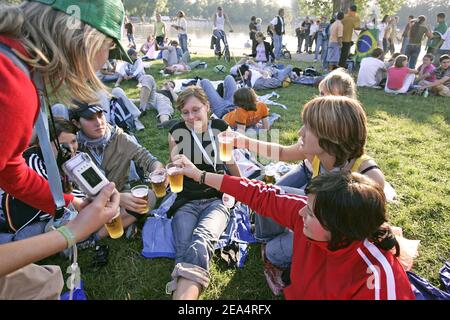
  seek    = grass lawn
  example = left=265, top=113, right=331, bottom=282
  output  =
left=44, top=54, right=449, bottom=300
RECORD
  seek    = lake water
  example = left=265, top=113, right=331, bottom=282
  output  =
left=125, top=21, right=299, bottom=55
left=125, top=20, right=427, bottom=62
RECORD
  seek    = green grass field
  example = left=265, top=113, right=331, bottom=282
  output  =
left=44, top=55, right=449, bottom=300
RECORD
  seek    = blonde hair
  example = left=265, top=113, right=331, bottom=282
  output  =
left=302, top=96, right=367, bottom=166
left=318, top=68, right=357, bottom=99
left=0, top=2, right=109, bottom=104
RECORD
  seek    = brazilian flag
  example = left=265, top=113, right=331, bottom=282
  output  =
left=355, top=28, right=379, bottom=63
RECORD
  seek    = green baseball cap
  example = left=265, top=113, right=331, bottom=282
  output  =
left=30, top=0, right=131, bottom=63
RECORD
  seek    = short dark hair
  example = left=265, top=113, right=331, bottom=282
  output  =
left=437, top=12, right=445, bottom=19
left=350, top=5, right=357, bottom=11
left=305, top=171, right=399, bottom=255
left=371, top=47, right=384, bottom=58
left=423, top=53, right=434, bottom=61
left=336, top=11, right=344, bottom=20
left=408, top=15, right=414, bottom=19
left=50, top=117, right=78, bottom=141
left=440, top=54, right=450, bottom=62
left=251, top=16, right=256, bottom=21
left=233, top=88, right=258, bottom=111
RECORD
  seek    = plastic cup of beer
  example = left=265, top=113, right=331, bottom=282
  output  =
left=131, top=185, right=150, bottom=213
left=218, top=131, right=237, bottom=162
left=166, top=163, right=184, bottom=193
left=264, top=169, right=276, bottom=184
left=149, top=169, right=167, bottom=198
left=105, top=210, right=124, bottom=239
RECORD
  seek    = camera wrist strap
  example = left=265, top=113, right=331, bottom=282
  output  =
left=33, top=72, right=66, bottom=216
left=33, top=73, right=81, bottom=300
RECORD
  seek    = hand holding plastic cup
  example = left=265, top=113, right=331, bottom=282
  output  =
left=218, top=131, right=238, bottom=162
left=149, top=169, right=167, bottom=198
left=104, top=208, right=124, bottom=239
left=166, top=163, right=184, bottom=193
left=131, top=185, right=150, bottom=213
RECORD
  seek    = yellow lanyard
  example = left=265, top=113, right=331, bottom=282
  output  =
left=311, top=154, right=373, bottom=178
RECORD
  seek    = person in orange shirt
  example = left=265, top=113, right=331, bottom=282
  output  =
left=222, top=88, right=270, bottom=133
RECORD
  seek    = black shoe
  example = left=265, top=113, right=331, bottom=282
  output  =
left=157, top=118, right=179, bottom=129
left=91, top=244, right=109, bottom=268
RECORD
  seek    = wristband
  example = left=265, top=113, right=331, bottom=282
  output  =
left=57, top=225, right=76, bottom=249
left=199, top=171, right=207, bottom=184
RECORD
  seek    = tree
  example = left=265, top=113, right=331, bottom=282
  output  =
left=123, top=0, right=167, bottom=19
left=297, top=0, right=407, bottom=18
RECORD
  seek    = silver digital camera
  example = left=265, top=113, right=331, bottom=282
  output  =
left=62, top=152, right=109, bottom=197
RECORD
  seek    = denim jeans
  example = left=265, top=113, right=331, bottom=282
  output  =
left=273, top=34, right=282, bottom=59
left=200, top=75, right=237, bottom=118
left=314, top=33, right=325, bottom=60
left=255, top=161, right=311, bottom=268
left=99, top=73, right=120, bottom=83
left=172, top=198, right=230, bottom=271
left=406, top=44, right=421, bottom=68
left=178, top=34, right=188, bottom=54
left=213, top=29, right=225, bottom=53
left=0, top=221, right=47, bottom=244
left=127, top=33, right=136, bottom=48
left=252, top=64, right=293, bottom=90
left=400, top=37, right=409, bottom=54
left=321, top=40, right=329, bottom=69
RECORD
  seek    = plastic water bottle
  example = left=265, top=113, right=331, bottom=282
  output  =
left=423, top=88, right=429, bottom=98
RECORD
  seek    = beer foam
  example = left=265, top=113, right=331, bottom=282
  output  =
left=167, top=167, right=180, bottom=175
left=132, top=188, right=148, bottom=197
left=151, top=175, right=165, bottom=183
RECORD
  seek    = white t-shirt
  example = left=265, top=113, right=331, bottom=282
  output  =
left=177, top=18, right=187, bottom=35
left=214, top=13, right=225, bottom=31
left=270, top=16, right=285, bottom=33
left=378, top=22, right=387, bottom=44
left=441, top=27, right=450, bottom=50
left=357, top=57, right=386, bottom=87
left=250, top=69, right=262, bottom=87
left=310, top=23, right=319, bottom=36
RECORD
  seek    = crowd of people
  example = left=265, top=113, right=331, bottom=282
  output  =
left=0, top=0, right=446, bottom=302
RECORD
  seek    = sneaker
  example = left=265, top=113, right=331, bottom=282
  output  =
left=125, top=223, right=138, bottom=239
left=157, top=118, right=179, bottom=129
left=261, top=244, right=286, bottom=296
left=134, top=118, right=145, bottom=131
left=91, top=244, right=109, bottom=268
left=313, top=59, right=318, bottom=63
left=76, top=234, right=97, bottom=250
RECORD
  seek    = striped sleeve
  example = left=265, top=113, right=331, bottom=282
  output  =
left=220, top=175, right=307, bottom=230
left=354, top=239, right=415, bottom=300
left=26, top=153, right=48, bottom=180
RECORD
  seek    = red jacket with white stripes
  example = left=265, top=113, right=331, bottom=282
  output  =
left=220, top=175, right=415, bottom=300
left=0, top=35, right=74, bottom=214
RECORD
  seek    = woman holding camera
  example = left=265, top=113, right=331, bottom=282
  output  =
left=0, top=0, right=126, bottom=298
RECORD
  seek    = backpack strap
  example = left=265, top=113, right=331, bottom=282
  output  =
left=351, top=154, right=373, bottom=172
left=0, top=42, right=30, bottom=77
left=0, top=42, right=66, bottom=217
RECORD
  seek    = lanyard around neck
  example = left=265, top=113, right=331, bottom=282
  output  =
left=191, top=123, right=218, bottom=172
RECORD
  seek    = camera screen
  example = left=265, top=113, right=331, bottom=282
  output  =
left=81, top=167, right=103, bottom=189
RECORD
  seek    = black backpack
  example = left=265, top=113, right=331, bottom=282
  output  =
left=303, top=67, right=321, bottom=77
left=109, top=96, right=136, bottom=133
